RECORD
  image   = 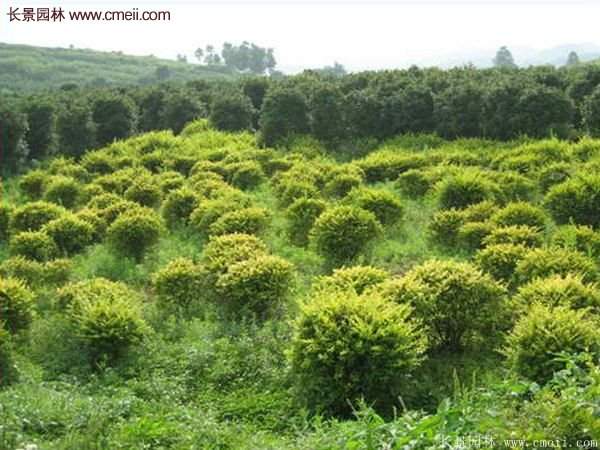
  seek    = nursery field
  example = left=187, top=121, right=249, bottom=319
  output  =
left=1, top=124, right=600, bottom=449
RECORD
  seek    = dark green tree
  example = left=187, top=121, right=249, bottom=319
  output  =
left=56, top=102, right=96, bottom=158
left=24, top=97, right=56, bottom=161
left=91, top=93, right=137, bottom=146
left=566, top=51, right=580, bottom=67
left=517, top=85, right=574, bottom=138
left=160, top=91, right=206, bottom=134
left=582, top=85, right=600, bottom=136
left=0, top=101, right=29, bottom=171
left=309, top=83, right=346, bottom=144
left=435, top=84, right=485, bottom=138
left=209, top=92, right=254, bottom=131
left=493, top=46, right=517, bottom=68
left=259, top=86, right=310, bottom=146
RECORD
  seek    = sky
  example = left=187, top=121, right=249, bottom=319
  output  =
left=2, top=0, right=600, bottom=72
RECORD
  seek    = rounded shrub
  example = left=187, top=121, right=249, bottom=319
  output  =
left=344, top=187, right=404, bottom=226
left=0, top=204, right=12, bottom=242
left=208, top=207, right=270, bottom=237
left=515, top=247, right=599, bottom=285
left=201, top=233, right=268, bottom=276
left=75, top=208, right=107, bottom=243
left=491, top=171, right=537, bottom=203
left=190, top=198, right=248, bottom=236
left=324, top=172, right=363, bottom=198
left=289, top=291, right=427, bottom=416
left=537, top=162, right=573, bottom=192
left=427, top=209, right=465, bottom=248
left=436, top=172, right=499, bottom=210
left=313, top=265, right=389, bottom=295
left=482, top=225, right=544, bottom=248
left=398, top=259, right=507, bottom=350
left=491, top=202, right=547, bottom=229
left=19, top=169, right=49, bottom=200
left=10, top=201, right=65, bottom=233
left=59, top=278, right=149, bottom=363
left=44, top=176, right=82, bottom=209
left=162, top=187, right=201, bottom=228
left=152, top=258, right=205, bottom=310
left=474, top=243, right=529, bottom=284
left=513, top=275, right=600, bottom=314
left=504, top=304, right=600, bottom=384
left=457, top=221, right=496, bottom=251
left=42, top=214, right=94, bottom=255
left=544, top=175, right=600, bottom=228
left=550, top=224, right=600, bottom=257
left=460, top=200, right=500, bottom=223
left=285, top=197, right=327, bottom=247
left=395, top=168, right=438, bottom=198
left=124, top=176, right=162, bottom=208
left=357, top=151, right=428, bottom=183
left=0, top=277, right=35, bottom=333
left=0, top=257, right=71, bottom=288
left=214, top=254, right=294, bottom=320
left=9, top=231, right=58, bottom=262
left=157, top=171, right=186, bottom=194
left=274, top=179, right=321, bottom=207
left=310, top=206, right=382, bottom=267
left=228, top=161, right=266, bottom=190
left=107, top=207, right=164, bottom=261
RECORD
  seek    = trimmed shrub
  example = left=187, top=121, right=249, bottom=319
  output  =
left=436, top=172, right=499, bottom=210
left=162, top=187, right=201, bottom=228
left=81, top=151, right=116, bottom=175
left=9, top=231, right=58, bottom=262
left=10, top=201, right=65, bottom=233
left=310, top=206, right=382, bottom=267
left=544, top=175, right=600, bottom=228
left=157, top=171, right=186, bottom=194
left=124, top=176, right=162, bottom=208
left=214, top=254, right=294, bottom=320
left=42, top=214, right=94, bottom=255
left=285, top=197, right=327, bottom=247
left=152, top=258, right=205, bottom=310
left=491, top=202, right=547, bottom=229
left=59, top=278, right=149, bottom=363
left=0, top=256, right=71, bottom=287
left=474, top=243, right=529, bottom=284
left=0, top=204, right=11, bottom=242
left=428, top=209, right=465, bottom=248
left=504, top=304, right=600, bottom=384
left=537, top=162, right=573, bottom=192
left=550, top=224, right=600, bottom=257
left=483, top=225, right=544, bottom=248
left=19, top=170, right=49, bottom=200
left=344, top=187, right=404, bottom=226
left=515, top=247, right=599, bottom=285
left=313, top=265, right=389, bottom=295
left=208, top=207, right=270, bottom=237
left=228, top=161, right=266, bottom=190
left=75, top=208, right=107, bottom=243
left=107, top=207, right=164, bottom=261
left=201, top=233, right=268, bottom=276
left=461, top=200, right=500, bottom=223
left=0, top=277, right=35, bottom=333
left=491, top=171, right=537, bottom=203
left=44, top=176, right=82, bottom=209
left=395, top=168, right=439, bottom=198
left=357, top=151, right=427, bottom=183
left=513, top=275, right=600, bottom=314
left=289, top=291, right=427, bottom=416
left=324, top=172, right=363, bottom=198
left=457, top=221, right=496, bottom=251
left=398, top=259, right=507, bottom=350
left=274, top=179, right=321, bottom=207
left=190, top=198, right=246, bottom=236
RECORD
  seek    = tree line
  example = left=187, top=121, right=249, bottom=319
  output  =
left=3, top=62, right=600, bottom=173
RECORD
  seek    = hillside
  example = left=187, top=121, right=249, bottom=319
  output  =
left=1, top=125, right=600, bottom=447
left=0, top=43, right=234, bottom=92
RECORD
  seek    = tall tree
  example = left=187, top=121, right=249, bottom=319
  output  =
left=566, top=51, right=580, bottom=67
left=493, top=46, right=517, bottom=69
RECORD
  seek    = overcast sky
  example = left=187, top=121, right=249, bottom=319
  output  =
left=2, top=0, right=600, bottom=71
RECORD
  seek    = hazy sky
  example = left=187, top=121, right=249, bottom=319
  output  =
left=2, top=0, right=600, bottom=71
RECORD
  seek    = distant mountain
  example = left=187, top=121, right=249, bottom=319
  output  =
left=0, top=42, right=234, bottom=93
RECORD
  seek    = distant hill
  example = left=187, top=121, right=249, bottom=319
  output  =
left=0, top=43, right=234, bottom=93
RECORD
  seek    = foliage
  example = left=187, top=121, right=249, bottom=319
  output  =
left=544, top=174, right=600, bottom=228
left=107, top=207, right=164, bottom=261
left=504, top=304, right=600, bottom=384
left=474, top=243, right=528, bottom=284
left=310, top=206, right=382, bottom=267
left=9, top=230, right=58, bottom=262
left=343, top=187, right=404, bottom=226
left=312, top=265, right=389, bottom=295
left=44, top=176, right=82, bottom=209
left=515, top=247, right=599, bottom=285
left=285, top=197, right=327, bottom=247
left=289, top=291, right=427, bottom=417
left=210, top=92, right=254, bottom=132
left=152, top=258, right=205, bottom=310
left=0, top=277, right=35, bottom=334
left=42, top=214, right=94, bottom=255
left=436, top=172, right=499, bottom=210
